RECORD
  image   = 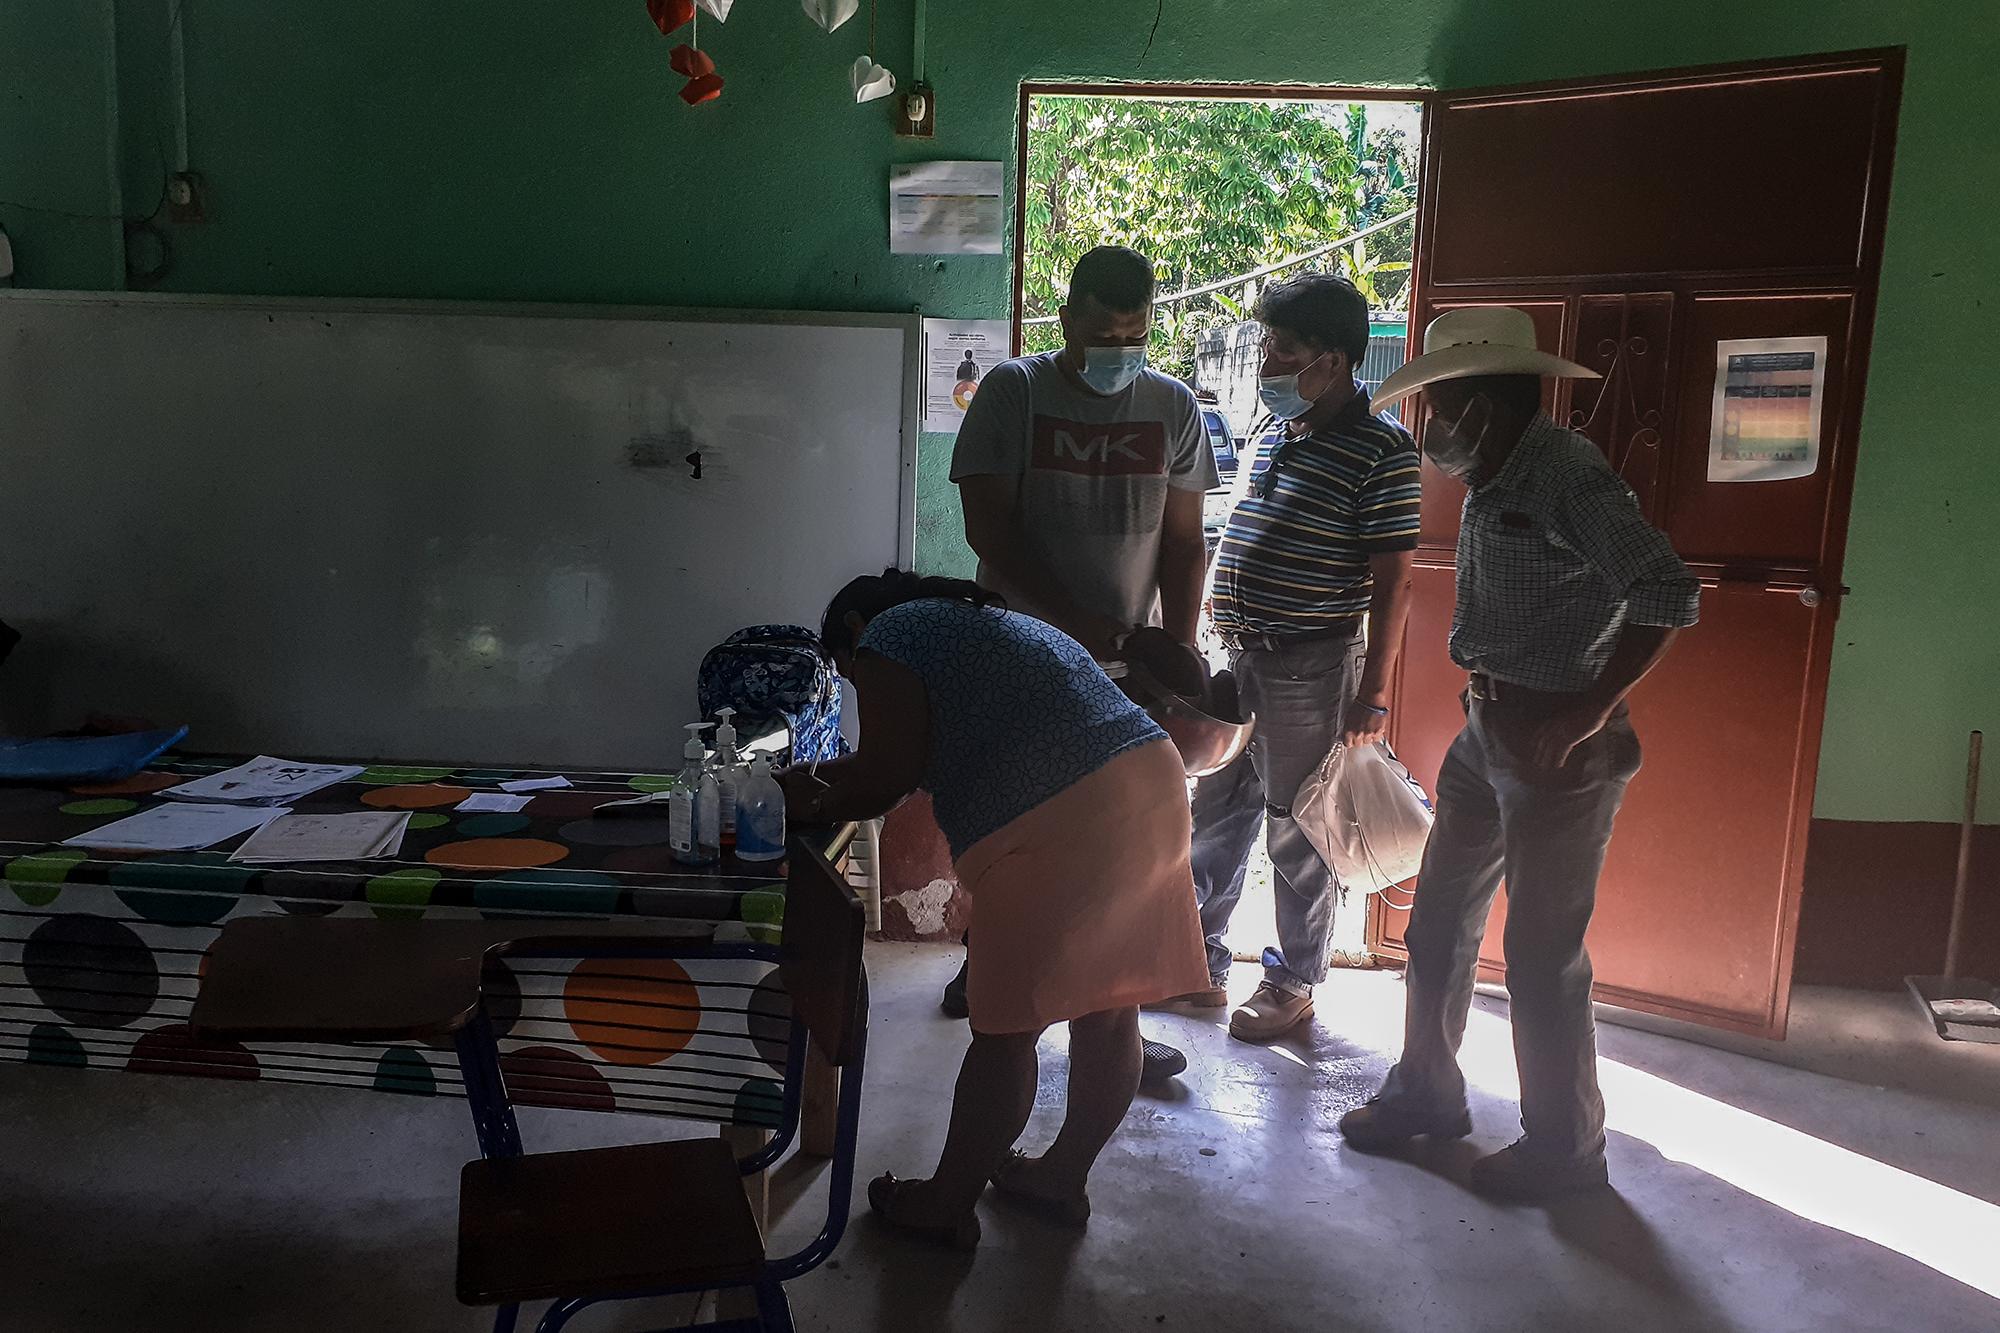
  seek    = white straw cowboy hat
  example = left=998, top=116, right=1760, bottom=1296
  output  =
left=1373, top=307, right=1599, bottom=406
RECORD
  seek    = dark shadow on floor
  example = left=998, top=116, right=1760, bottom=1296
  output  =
left=767, top=1151, right=829, bottom=1225
left=863, top=1214, right=979, bottom=1333
left=1542, top=1163, right=1748, bottom=1333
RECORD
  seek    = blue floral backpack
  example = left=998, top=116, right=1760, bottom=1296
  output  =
left=697, top=625, right=848, bottom=764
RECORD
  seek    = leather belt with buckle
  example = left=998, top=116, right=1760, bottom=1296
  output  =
left=1467, top=674, right=1620, bottom=718
left=1467, top=673, right=1570, bottom=705
left=1223, top=622, right=1362, bottom=654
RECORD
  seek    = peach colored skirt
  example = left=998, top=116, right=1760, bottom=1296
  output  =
left=957, top=739, right=1211, bottom=1035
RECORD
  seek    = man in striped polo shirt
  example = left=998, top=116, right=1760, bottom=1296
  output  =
left=1182, top=274, right=1421, bottom=1043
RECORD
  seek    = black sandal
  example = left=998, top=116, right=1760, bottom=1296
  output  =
left=867, top=1173, right=981, bottom=1251
left=989, top=1150, right=1091, bottom=1227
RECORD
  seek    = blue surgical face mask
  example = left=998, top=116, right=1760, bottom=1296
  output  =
left=1079, top=344, right=1147, bottom=395
left=1257, top=351, right=1332, bottom=420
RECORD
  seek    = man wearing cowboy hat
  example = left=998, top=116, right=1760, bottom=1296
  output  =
left=1338, top=307, right=1700, bottom=1201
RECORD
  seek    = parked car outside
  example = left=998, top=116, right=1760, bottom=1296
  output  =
left=1197, top=397, right=1237, bottom=479
left=1202, top=417, right=1282, bottom=553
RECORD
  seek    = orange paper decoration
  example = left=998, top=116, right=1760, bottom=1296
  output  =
left=679, top=72, right=724, bottom=105
left=669, top=43, right=716, bottom=78
left=646, top=0, right=695, bottom=36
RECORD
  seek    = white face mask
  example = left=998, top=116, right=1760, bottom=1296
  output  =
left=1422, top=394, right=1494, bottom=482
left=1079, top=344, right=1147, bottom=395
left=1257, top=351, right=1332, bottom=420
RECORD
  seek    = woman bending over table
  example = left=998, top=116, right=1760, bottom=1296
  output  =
left=784, top=569, right=1208, bottom=1247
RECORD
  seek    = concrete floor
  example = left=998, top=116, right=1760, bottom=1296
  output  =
left=4, top=943, right=1999, bottom=1332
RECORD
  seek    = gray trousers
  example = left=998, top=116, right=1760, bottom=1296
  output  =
left=1189, top=632, right=1364, bottom=993
left=1380, top=697, right=1642, bottom=1162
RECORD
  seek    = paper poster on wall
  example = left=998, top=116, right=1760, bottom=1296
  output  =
left=1707, top=335, right=1827, bottom=483
left=889, top=161, right=1004, bottom=255
left=921, top=318, right=1010, bottom=433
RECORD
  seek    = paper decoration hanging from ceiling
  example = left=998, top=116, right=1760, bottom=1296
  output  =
left=851, top=54, right=896, bottom=103
left=669, top=44, right=716, bottom=78
left=671, top=42, right=721, bottom=104
left=680, top=72, right=725, bottom=104
left=803, top=0, right=859, bottom=32
left=646, top=1, right=720, bottom=107
left=695, top=0, right=736, bottom=19
left=646, top=0, right=695, bottom=35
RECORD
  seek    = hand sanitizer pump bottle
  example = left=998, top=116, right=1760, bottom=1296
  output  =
left=669, top=724, right=721, bottom=865
left=734, top=755, right=788, bottom=863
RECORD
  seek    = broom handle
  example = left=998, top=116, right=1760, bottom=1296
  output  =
left=1943, top=730, right=1982, bottom=981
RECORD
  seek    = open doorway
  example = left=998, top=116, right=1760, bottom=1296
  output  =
left=1014, top=85, right=1425, bottom=969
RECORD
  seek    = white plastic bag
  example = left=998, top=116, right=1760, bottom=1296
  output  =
left=1293, top=742, right=1435, bottom=894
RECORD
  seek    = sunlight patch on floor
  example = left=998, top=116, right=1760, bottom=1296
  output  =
left=1602, top=1055, right=2000, bottom=1299
left=1338, top=973, right=2000, bottom=1300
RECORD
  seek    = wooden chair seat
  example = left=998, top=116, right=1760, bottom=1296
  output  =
left=458, top=1139, right=765, bottom=1306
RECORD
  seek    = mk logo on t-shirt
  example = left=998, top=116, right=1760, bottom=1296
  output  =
left=1030, top=416, right=1168, bottom=477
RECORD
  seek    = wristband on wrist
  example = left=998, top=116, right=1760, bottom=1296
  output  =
left=1358, top=702, right=1390, bottom=717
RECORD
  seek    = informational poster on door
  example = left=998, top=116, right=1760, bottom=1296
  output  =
left=921, top=318, right=1010, bottom=434
left=1707, top=335, right=1828, bottom=483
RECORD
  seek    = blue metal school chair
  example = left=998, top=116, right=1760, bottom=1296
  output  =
left=193, top=840, right=869, bottom=1333
left=456, top=839, right=869, bottom=1333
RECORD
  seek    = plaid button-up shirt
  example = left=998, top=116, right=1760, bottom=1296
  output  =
left=1451, top=413, right=1700, bottom=692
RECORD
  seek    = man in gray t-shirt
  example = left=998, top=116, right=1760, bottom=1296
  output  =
left=951, top=248, right=1217, bottom=658
left=946, top=244, right=1217, bottom=1085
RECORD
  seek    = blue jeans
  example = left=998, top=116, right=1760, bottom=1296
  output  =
left=1189, top=632, right=1364, bottom=995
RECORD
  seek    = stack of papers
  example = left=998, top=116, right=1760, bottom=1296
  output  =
left=456, top=792, right=531, bottom=813
left=592, top=792, right=673, bottom=814
left=499, top=775, right=571, bottom=793
left=63, top=803, right=288, bottom=852
left=229, top=811, right=413, bottom=864
left=164, top=756, right=365, bottom=806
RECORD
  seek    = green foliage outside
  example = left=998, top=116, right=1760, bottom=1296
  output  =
left=1022, top=97, right=1420, bottom=379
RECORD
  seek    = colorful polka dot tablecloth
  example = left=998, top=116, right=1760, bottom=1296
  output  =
left=0, top=756, right=823, bottom=1129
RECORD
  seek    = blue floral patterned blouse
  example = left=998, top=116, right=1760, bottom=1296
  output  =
left=857, top=599, right=1165, bottom=858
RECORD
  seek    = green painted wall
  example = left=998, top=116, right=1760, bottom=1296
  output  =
left=1, top=1, right=1992, bottom=823
left=0, top=0, right=122, bottom=287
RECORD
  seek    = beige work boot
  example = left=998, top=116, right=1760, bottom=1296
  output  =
left=1228, top=981, right=1314, bottom=1042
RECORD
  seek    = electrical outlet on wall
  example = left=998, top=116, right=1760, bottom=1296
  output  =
left=167, top=172, right=207, bottom=225
left=893, top=82, right=935, bottom=139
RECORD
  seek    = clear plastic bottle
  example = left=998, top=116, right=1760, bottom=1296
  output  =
left=669, top=724, right=721, bottom=865
left=734, top=755, right=787, bottom=863
left=695, top=765, right=721, bottom=862
left=712, top=707, right=745, bottom=847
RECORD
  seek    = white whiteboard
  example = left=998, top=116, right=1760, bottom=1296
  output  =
left=0, top=291, right=917, bottom=769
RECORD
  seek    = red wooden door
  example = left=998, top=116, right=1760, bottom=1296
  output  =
left=1370, top=51, right=1903, bottom=1038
